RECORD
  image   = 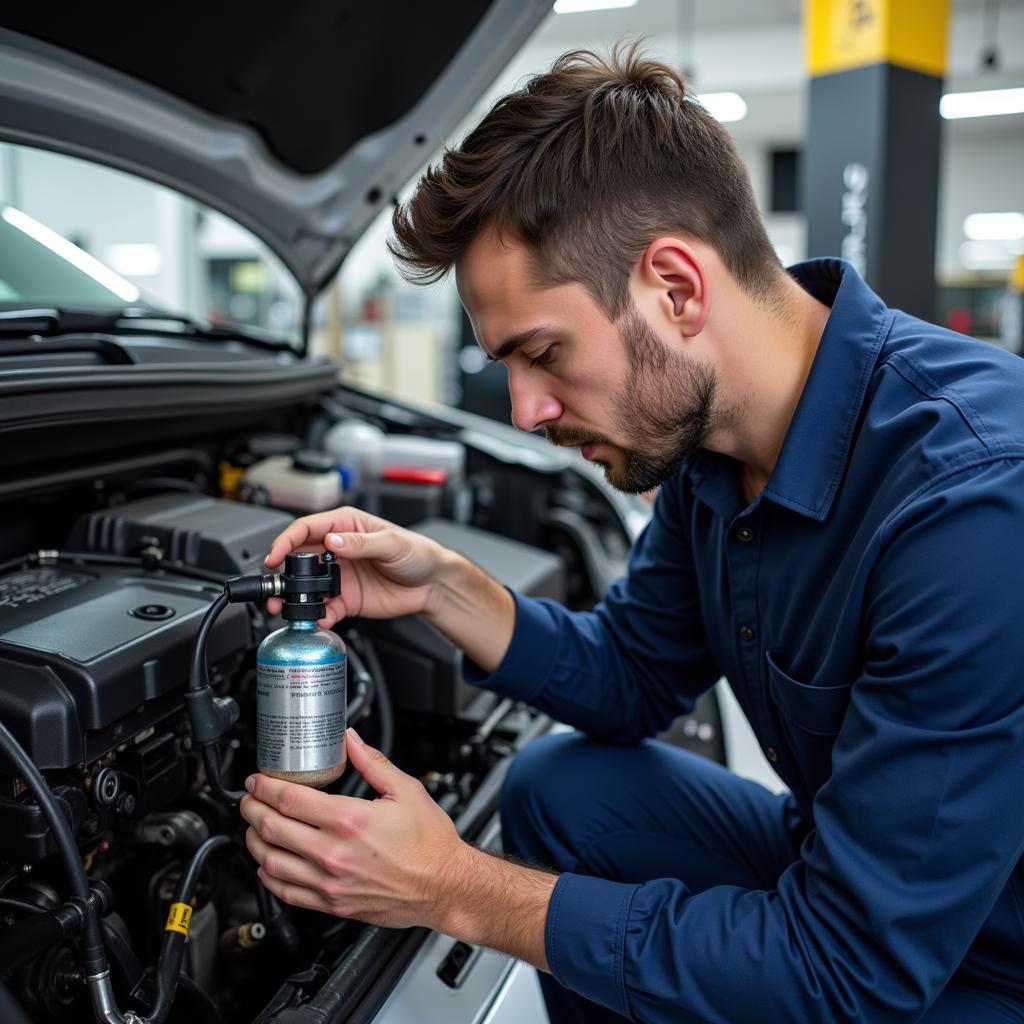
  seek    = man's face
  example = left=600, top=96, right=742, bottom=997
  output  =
left=546, top=303, right=717, bottom=493
left=457, top=227, right=718, bottom=494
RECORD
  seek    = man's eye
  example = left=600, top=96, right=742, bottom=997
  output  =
left=528, top=346, right=555, bottom=368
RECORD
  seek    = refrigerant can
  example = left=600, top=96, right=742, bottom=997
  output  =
left=256, top=621, right=347, bottom=787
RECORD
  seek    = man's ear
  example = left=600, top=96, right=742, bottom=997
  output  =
left=640, top=238, right=710, bottom=336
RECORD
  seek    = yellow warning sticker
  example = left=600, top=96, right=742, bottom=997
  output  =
left=165, top=902, right=192, bottom=936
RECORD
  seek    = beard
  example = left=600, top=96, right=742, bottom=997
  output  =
left=546, top=304, right=718, bottom=494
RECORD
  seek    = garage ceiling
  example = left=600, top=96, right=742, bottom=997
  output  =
left=486, top=0, right=1024, bottom=144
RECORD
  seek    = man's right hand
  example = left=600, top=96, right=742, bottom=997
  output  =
left=264, top=507, right=446, bottom=628
left=263, top=507, right=517, bottom=673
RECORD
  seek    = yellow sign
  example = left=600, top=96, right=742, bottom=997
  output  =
left=1012, top=255, right=1024, bottom=292
left=165, top=902, right=193, bottom=936
left=806, top=0, right=949, bottom=78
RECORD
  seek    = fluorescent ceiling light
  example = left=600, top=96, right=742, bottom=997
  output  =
left=940, top=87, right=1024, bottom=119
left=964, top=212, right=1024, bottom=241
left=553, top=0, right=637, bottom=13
left=697, top=92, right=748, bottom=123
left=2, top=206, right=139, bottom=302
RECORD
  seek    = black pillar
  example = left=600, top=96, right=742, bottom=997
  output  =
left=804, top=0, right=949, bottom=320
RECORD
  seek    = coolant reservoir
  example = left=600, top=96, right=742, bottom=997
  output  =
left=244, top=451, right=342, bottom=512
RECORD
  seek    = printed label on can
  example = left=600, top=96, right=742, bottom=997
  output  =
left=256, top=658, right=346, bottom=773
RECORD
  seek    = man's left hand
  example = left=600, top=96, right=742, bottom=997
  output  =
left=240, top=727, right=468, bottom=929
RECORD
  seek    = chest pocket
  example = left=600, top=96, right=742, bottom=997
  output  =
left=765, top=650, right=853, bottom=803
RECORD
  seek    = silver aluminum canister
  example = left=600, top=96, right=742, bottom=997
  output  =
left=256, top=620, right=347, bottom=786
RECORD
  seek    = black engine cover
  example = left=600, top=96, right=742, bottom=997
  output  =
left=0, top=564, right=250, bottom=768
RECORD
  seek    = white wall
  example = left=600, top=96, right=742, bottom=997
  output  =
left=938, top=131, right=1024, bottom=279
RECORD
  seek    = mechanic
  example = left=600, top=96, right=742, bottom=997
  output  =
left=239, top=45, right=1024, bottom=1023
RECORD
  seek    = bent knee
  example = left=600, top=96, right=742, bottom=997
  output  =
left=501, top=732, right=565, bottom=838
left=500, top=731, right=611, bottom=861
left=501, top=731, right=599, bottom=810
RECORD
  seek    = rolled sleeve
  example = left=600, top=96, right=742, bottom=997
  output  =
left=545, top=872, right=639, bottom=1018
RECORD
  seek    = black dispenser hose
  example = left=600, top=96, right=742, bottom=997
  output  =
left=186, top=589, right=248, bottom=804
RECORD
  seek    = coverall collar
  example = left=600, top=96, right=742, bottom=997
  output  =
left=689, top=258, right=892, bottom=523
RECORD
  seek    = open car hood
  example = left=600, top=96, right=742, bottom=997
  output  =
left=0, top=1, right=550, bottom=297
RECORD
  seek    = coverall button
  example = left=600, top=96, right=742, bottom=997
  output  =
left=739, top=625, right=755, bottom=642
left=737, top=526, right=754, bottom=542
left=766, top=746, right=779, bottom=764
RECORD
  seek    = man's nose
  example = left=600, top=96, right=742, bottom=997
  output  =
left=508, top=371, right=563, bottom=433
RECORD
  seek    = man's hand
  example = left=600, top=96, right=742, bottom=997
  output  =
left=263, top=507, right=449, bottom=629
left=263, top=505, right=516, bottom=673
left=242, top=727, right=556, bottom=968
left=240, top=728, right=467, bottom=929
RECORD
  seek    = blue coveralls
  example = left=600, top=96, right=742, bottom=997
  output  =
left=471, top=260, right=1024, bottom=1022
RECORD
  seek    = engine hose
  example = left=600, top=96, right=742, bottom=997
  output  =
left=343, top=645, right=373, bottom=725
left=102, top=918, right=145, bottom=1001
left=331, top=644, right=374, bottom=801
left=147, top=835, right=231, bottom=1024
left=339, top=636, right=392, bottom=800
left=186, top=591, right=247, bottom=805
left=0, top=721, right=142, bottom=1024
left=0, top=885, right=113, bottom=974
left=201, top=743, right=247, bottom=806
left=189, top=590, right=230, bottom=695
left=255, top=884, right=302, bottom=959
left=295, top=925, right=413, bottom=1022
left=350, top=635, right=393, bottom=758
left=31, top=550, right=234, bottom=587
left=0, top=896, right=46, bottom=915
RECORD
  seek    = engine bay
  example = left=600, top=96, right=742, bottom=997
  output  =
left=0, top=388, right=631, bottom=1024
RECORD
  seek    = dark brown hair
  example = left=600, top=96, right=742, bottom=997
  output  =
left=389, top=41, right=782, bottom=317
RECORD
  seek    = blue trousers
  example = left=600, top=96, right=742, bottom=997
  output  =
left=500, top=732, right=1024, bottom=1024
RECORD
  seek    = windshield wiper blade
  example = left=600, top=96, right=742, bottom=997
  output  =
left=0, top=307, right=114, bottom=335
left=0, top=306, right=295, bottom=352
left=115, top=307, right=293, bottom=351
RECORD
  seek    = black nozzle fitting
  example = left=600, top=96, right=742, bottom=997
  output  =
left=225, top=572, right=281, bottom=604
left=280, top=551, right=341, bottom=621
left=223, top=557, right=339, bottom=619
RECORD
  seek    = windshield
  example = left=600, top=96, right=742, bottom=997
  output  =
left=0, top=143, right=302, bottom=343
left=0, top=206, right=141, bottom=309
